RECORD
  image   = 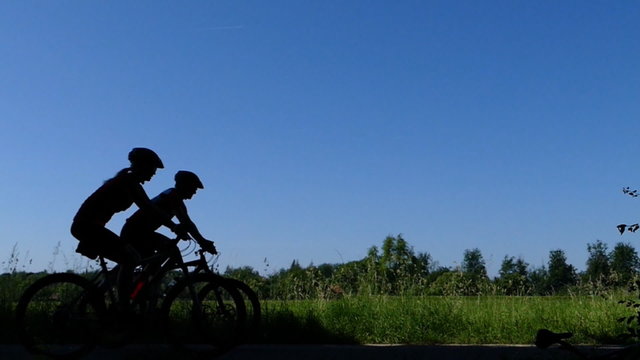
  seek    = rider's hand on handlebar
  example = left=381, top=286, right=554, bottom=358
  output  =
left=200, top=240, right=217, bottom=255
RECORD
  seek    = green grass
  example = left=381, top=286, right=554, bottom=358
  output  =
left=0, top=273, right=39, bottom=344
left=259, top=295, right=635, bottom=345
left=2, top=277, right=638, bottom=345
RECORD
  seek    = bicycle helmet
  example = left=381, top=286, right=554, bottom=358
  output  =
left=128, top=147, right=164, bottom=169
left=175, top=170, right=204, bottom=189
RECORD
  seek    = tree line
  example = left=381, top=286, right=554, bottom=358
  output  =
left=3, top=234, right=638, bottom=301
left=223, top=234, right=640, bottom=299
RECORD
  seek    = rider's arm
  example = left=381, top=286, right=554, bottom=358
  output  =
left=175, top=205, right=208, bottom=244
left=175, top=206, right=216, bottom=254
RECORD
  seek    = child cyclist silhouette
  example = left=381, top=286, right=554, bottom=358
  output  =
left=120, top=170, right=216, bottom=260
left=71, top=148, right=187, bottom=310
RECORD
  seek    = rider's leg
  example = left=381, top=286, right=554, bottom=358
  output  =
left=149, top=232, right=173, bottom=253
left=73, top=222, right=140, bottom=311
left=114, top=245, right=140, bottom=312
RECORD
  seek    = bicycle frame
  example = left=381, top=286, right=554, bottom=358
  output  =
left=91, top=238, right=220, bottom=315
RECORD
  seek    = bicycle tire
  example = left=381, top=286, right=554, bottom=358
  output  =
left=206, top=277, right=261, bottom=331
left=160, top=273, right=247, bottom=356
left=15, top=273, right=105, bottom=359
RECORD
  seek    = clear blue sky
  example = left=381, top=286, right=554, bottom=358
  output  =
left=1, top=1, right=639, bottom=276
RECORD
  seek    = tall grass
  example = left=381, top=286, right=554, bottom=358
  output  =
left=2, top=243, right=638, bottom=346
left=261, top=294, right=633, bottom=345
left=0, top=244, right=46, bottom=343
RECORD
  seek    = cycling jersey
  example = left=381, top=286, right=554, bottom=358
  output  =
left=73, top=171, right=142, bottom=226
left=123, top=188, right=185, bottom=233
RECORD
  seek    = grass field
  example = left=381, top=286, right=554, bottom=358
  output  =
left=259, top=295, right=635, bottom=345
left=1, top=271, right=637, bottom=346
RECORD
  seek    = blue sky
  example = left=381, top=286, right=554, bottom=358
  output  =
left=1, top=1, right=639, bottom=276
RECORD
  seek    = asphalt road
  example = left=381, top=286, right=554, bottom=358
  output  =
left=0, top=344, right=629, bottom=360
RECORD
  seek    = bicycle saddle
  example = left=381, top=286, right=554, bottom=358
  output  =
left=535, top=329, right=574, bottom=349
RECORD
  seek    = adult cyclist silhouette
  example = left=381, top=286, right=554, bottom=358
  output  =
left=120, top=170, right=216, bottom=258
left=71, top=147, right=187, bottom=310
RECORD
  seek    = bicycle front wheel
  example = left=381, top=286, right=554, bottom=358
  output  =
left=15, top=273, right=105, bottom=359
left=207, top=276, right=261, bottom=332
left=161, top=273, right=247, bottom=356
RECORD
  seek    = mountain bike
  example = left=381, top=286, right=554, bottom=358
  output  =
left=15, top=238, right=250, bottom=359
left=535, top=329, right=640, bottom=359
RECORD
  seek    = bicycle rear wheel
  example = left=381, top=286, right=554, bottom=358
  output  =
left=161, top=273, right=247, bottom=356
left=15, top=273, right=105, bottom=359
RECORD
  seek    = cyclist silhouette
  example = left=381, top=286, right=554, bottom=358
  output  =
left=120, top=170, right=216, bottom=258
left=71, top=148, right=187, bottom=310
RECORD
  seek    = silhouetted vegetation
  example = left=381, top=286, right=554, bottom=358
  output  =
left=3, top=235, right=640, bottom=345
left=4, top=234, right=640, bottom=303
left=6, top=182, right=640, bottom=345
left=215, top=235, right=640, bottom=300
